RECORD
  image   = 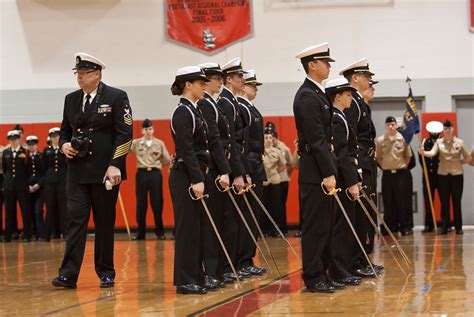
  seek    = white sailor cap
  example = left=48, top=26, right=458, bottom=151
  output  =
left=198, top=62, right=223, bottom=76
left=221, top=58, right=246, bottom=75
left=172, top=66, right=209, bottom=88
left=325, top=77, right=356, bottom=95
left=26, top=135, right=39, bottom=144
left=243, top=70, right=262, bottom=86
left=7, top=130, right=21, bottom=139
left=295, top=42, right=335, bottom=63
left=339, top=58, right=374, bottom=76
left=48, top=127, right=60, bottom=135
left=426, top=121, right=443, bottom=134
left=73, top=52, right=106, bottom=71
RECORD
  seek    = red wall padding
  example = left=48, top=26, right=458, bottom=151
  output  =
left=0, top=116, right=300, bottom=229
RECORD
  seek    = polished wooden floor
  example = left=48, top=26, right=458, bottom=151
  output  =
left=0, top=230, right=473, bottom=316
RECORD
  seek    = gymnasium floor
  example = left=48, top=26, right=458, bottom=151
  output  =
left=0, top=230, right=473, bottom=316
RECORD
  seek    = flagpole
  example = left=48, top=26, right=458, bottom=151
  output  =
left=408, top=76, right=439, bottom=235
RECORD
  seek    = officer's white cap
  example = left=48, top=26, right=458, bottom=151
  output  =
left=339, top=58, right=374, bottom=76
left=325, top=77, right=356, bottom=95
left=48, top=127, right=60, bottom=135
left=221, top=58, right=246, bottom=74
left=26, top=135, right=38, bottom=142
left=7, top=130, right=21, bottom=138
left=73, top=52, right=106, bottom=71
left=295, top=42, right=335, bottom=63
left=426, top=121, right=443, bottom=134
left=243, top=69, right=262, bottom=86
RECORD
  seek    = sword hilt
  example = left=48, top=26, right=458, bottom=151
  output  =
left=215, top=176, right=230, bottom=193
left=320, top=181, right=341, bottom=196
left=188, top=185, right=209, bottom=201
left=232, top=185, right=246, bottom=195
left=345, top=187, right=361, bottom=201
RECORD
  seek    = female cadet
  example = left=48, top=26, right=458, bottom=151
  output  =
left=420, top=120, right=472, bottom=234
left=169, top=66, right=210, bottom=295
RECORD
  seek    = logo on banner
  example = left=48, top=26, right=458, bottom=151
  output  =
left=166, top=0, right=253, bottom=54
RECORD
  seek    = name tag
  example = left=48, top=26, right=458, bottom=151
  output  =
left=98, top=104, right=112, bottom=113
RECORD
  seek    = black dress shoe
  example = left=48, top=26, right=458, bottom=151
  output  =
left=11, top=233, right=19, bottom=240
left=22, top=237, right=32, bottom=242
left=203, top=277, right=219, bottom=292
left=208, top=276, right=226, bottom=288
left=38, top=237, right=50, bottom=242
left=370, top=264, right=384, bottom=273
left=176, top=284, right=208, bottom=295
left=52, top=275, right=77, bottom=289
left=308, top=281, right=335, bottom=293
left=238, top=268, right=251, bottom=278
left=246, top=266, right=266, bottom=276
left=100, top=276, right=115, bottom=288
left=456, top=230, right=464, bottom=235
left=132, top=235, right=145, bottom=241
left=222, top=272, right=241, bottom=283
left=422, top=227, right=433, bottom=233
left=157, top=235, right=166, bottom=240
left=352, top=268, right=376, bottom=278
left=294, top=231, right=302, bottom=238
left=439, top=229, right=448, bottom=235
left=336, top=276, right=361, bottom=286
left=0, top=237, right=12, bottom=243
left=328, top=280, right=346, bottom=290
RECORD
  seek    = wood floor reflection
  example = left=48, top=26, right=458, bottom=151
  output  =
left=0, top=231, right=473, bottom=316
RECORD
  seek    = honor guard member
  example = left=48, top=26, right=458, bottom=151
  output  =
left=42, top=127, right=68, bottom=241
left=325, top=78, right=362, bottom=287
left=197, top=62, right=232, bottom=289
left=52, top=53, right=133, bottom=289
left=375, top=116, right=413, bottom=236
left=236, top=70, right=266, bottom=276
left=26, top=135, right=44, bottom=240
left=340, top=58, right=380, bottom=277
left=0, top=145, right=4, bottom=238
left=293, top=43, right=338, bottom=293
left=419, top=121, right=442, bottom=233
left=218, top=58, right=249, bottom=283
left=420, top=120, right=471, bottom=234
left=1, top=130, right=32, bottom=242
left=130, top=119, right=171, bottom=241
left=169, top=66, right=210, bottom=295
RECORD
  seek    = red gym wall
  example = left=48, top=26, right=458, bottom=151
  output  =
left=0, top=116, right=300, bottom=230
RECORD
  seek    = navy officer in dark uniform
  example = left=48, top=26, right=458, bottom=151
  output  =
left=293, top=43, right=338, bottom=293
left=52, top=52, right=133, bottom=289
left=169, top=66, right=210, bottom=294
left=25, top=135, right=44, bottom=240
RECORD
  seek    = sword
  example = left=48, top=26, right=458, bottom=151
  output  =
left=345, top=188, right=409, bottom=275
left=359, top=187, right=412, bottom=266
left=321, top=182, right=378, bottom=279
left=188, top=185, right=242, bottom=288
left=248, top=187, right=300, bottom=261
left=215, top=180, right=273, bottom=273
left=241, top=187, right=282, bottom=278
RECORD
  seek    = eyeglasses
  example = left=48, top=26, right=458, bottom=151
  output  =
left=74, top=70, right=97, bottom=76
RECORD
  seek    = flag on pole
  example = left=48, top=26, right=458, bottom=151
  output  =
left=400, top=87, right=420, bottom=143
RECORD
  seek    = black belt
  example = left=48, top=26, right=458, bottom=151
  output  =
left=298, top=143, right=334, bottom=154
left=173, top=157, right=209, bottom=175
left=138, top=167, right=159, bottom=172
left=383, top=169, right=406, bottom=175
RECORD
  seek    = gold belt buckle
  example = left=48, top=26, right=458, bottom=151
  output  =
left=391, top=169, right=396, bottom=174
left=147, top=167, right=152, bottom=172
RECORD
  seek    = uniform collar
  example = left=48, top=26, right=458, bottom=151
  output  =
left=181, top=96, right=198, bottom=109
left=306, top=77, right=325, bottom=93
left=11, top=145, right=21, bottom=152
left=140, top=137, right=155, bottom=145
left=30, top=151, right=38, bottom=156
left=223, top=86, right=238, bottom=99
left=238, top=96, right=253, bottom=106
left=204, top=92, right=217, bottom=103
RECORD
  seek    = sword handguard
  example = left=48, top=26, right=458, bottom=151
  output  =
left=188, top=185, right=209, bottom=201
left=321, top=181, right=341, bottom=196
left=345, top=187, right=361, bottom=201
left=232, top=185, right=246, bottom=195
left=215, top=176, right=230, bottom=193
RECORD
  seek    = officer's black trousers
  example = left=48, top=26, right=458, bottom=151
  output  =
left=300, top=182, right=335, bottom=288
left=329, top=192, right=356, bottom=279
left=237, top=180, right=263, bottom=269
left=135, top=169, right=164, bottom=236
left=202, top=169, right=227, bottom=278
left=169, top=168, right=205, bottom=286
left=59, top=182, right=119, bottom=281
left=28, top=189, right=44, bottom=237
left=263, top=183, right=284, bottom=235
left=222, top=191, right=242, bottom=273
left=381, top=170, right=410, bottom=234
left=279, top=181, right=289, bottom=234
left=4, top=189, right=31, bottom=240
left=422, top=174, right=438, bottom=229
left=43, top=182, right=67, bottom=239
left=438, top=174, right=464, bottom=231
left=0, top=174, right=3, bottom=235
left=403, top=171, right=414, bottom=231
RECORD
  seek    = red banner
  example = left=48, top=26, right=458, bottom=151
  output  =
left=166, top=0, right=252, bottom=54
left=471, top=0, right=474, bottom=32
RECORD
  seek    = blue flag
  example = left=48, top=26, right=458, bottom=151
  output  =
left=400, top=88, right=420, bottom=143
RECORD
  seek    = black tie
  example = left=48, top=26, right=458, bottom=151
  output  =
left=84, top=94, right=91, bottom=113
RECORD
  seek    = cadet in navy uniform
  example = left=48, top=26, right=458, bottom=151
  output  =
left=196, top=63, right=232, bottom=289
left=1, top=130, right=32, bottom=242
left=325, top=78, right=362, bottom=287
left=42, top=127, right=68, bottom=241
left=340, top=58, right=381, bottom=278
left=25, top=135, right=44, bottom=240
left=0, top=145, right=4, bottom=238
left=293, top=43, right=338, bottom=293
left=169, top=66, right=210, bottom=295
left=419, top=121, right=442, bottom=233
left=52, top=53, right=133, bottom=289
left=218, top=58, right=249, bottom=282
left=236, top=70, right=266, bottom=276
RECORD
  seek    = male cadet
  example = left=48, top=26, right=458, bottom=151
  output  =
left=362, top=80, right=378, bottom=104
left=1, top=130, right=32, bottom=242
left=236, top=70, right=266, bottom=276
left=419, top=121, right=442, bottom=233
left=293, top=43, right=338, bottom=293
left=26, top=135, right=44, bottom=239
left=52, top=53, right=133, bottom=289
left=218, top=58, right=249, bottom=282
left=130, top=119, right=170, bottom=241
left=375, top=116, right=412, bottom=236
left=340, top=58, right=381, bottom=277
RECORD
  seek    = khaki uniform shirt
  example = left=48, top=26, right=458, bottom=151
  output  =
left=431, top=137, right=469, bottom=176
left=275, top=140, right=291, bottom=182
left=130, top=137, right=170, bottom=170
left=375, top=131, right=412, bottom=171
left=263, top=146, right=287, bottom=186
